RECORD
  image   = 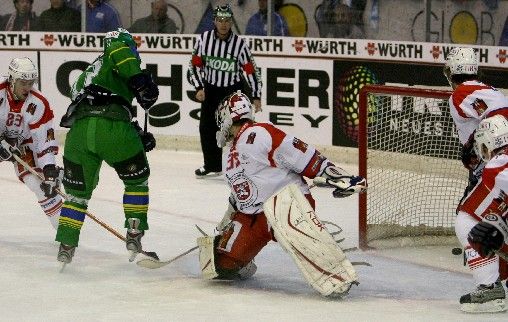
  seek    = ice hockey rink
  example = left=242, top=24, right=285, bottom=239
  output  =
left=0, top=149, right=506, bottom=321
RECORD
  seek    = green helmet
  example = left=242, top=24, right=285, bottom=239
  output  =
left=214, top=4, right=233, bottom=19
left=104, top=28, right=137, bottom=49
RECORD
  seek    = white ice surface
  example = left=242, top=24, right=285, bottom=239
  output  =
left=0, top=149, right=506, bottom=321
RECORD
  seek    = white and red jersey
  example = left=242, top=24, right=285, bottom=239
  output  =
left=449, top=80, right=508, bottom=144
left=223, top=121, right=330, bottom=215
left=0, top=77, right=58, bottom=173
left=459, top=151, right=508, bottom=225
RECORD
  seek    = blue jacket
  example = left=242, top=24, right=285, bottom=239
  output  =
left=85, top=2, right=121, bottom=33
left=245, top=11, right=289, bottom=36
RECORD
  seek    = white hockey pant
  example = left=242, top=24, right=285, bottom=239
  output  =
left=456, top=211, right=500, bottom=285
left=22, top=173, right=62, bottom=229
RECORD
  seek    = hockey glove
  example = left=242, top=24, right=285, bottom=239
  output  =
left=461, top=139, right=479, bottom=170
left=313, top=166, right=367, bottom=198
left=216, top=194, right=238, bottom=233
left=468, top=220, right=506, bottom=258
left=0, top=139, right=21, bottom=162
left=40, top=164, right=61, bottom=198
left=132, top=121, right=156, bottom=152
left=129, top=71, right=159, bottom=110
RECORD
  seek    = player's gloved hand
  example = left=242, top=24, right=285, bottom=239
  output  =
left=132, top=121, right=156, bottom=152
left=468, top=219, right=507, bottom=258
left=313, top=165, right=367, bottom=198
left=0, top=139, right=21, bottom=162
left=461, top=139, right=480, bottom=170
left=215, top=195, right=237, bottom=233
left=40, top=164, right=61, bottom=198
left=129, top=71, right=159, bottom=110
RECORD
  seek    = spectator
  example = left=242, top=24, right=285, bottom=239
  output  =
left=315, top=0, right=366, bottom=39
left=84, top=0, right=121, bottom=33
left=38, top=0, right=81, bottom=32
left=0, top=0, right=38, bottom=31
left=245, top=0, right=289, bottom=36
left=500, top=16, right=508, bottom=46
left=129, top=0, right=177, bottom=34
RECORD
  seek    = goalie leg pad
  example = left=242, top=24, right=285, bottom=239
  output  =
left=198, top=234, right=259, bottom=280
left=197, top=236, right=219, bottom=280
left=264, top=184, right=358, bottom=297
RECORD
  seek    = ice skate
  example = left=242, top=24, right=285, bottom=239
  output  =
left=237, top=261, right=257, bottom=280
left=126, top=218, right=144, bottom=262
left=57, top=243, right=76, bottom=272
left=195, top=166, right=222, bottom=179
left=460, top=280, right=506, bottom=313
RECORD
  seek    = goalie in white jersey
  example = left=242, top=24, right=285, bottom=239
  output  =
left=444, top=48, right=508, bottom=313
left=0, top=57, right=61, bottom=229
left=197, top=91, right=366, bottom=297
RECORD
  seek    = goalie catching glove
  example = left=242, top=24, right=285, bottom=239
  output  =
left=313, top=165, right=367, bottom=198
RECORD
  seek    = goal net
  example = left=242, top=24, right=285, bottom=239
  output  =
left=358, top=85, right=468, bottom=249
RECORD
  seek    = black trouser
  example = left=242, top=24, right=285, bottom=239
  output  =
left=199, top=82, right=243, bottom=171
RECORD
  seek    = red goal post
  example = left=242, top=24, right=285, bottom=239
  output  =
left=358, top=84, right=468, bottom=249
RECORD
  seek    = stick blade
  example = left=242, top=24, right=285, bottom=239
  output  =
left=136, top=257, right=167, bottom=269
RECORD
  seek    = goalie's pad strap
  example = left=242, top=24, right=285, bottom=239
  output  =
left=263, top=184, right=358, bottom=296
left=197, top=236, right=219, bottom=280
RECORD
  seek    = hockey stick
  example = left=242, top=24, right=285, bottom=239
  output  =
left=136, top=224, right=205, bottom=269
left=495, top=250, right=508, bottom=262
left=9, top=152, right=159, bottom=261
left=136, top=245, right=198, bottom=269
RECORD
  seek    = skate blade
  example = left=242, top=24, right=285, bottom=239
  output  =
left=128, top=251, right=139, bottom=262
left=59, top=262, right=67, bottom=273
left=460, top=299, right=507, bottom=313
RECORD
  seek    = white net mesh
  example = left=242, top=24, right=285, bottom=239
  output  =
left=360, top=86, right=468, bottom=248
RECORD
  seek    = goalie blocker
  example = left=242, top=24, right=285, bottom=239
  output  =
left=198, top=184, right=358, bottom=297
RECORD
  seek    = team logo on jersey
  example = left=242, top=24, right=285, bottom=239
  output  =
left=471, top=98, right=488, bottom=115
left=233, top=181, right=251, bottom=201
left=46, top=129, right=55, bottom=142
left=246, top=132, right=256, bottom=144
left=227, top=170, right=258, bottom=209
left=26, top=103, right=37, bottom=115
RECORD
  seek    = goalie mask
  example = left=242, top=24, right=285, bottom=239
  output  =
left=215, top=91, right=254, bottom=147
left=443, top=47, right=478, bottom=86
left=474, top=115, right=508, bottom=162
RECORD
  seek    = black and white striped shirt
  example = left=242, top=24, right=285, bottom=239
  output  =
left=188, top=30, right=262, bottom=99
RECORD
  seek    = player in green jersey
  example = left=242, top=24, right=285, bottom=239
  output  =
left=56, top=28, right=159, bottom=264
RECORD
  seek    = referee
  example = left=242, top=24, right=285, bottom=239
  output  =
left=188, top=4, right=262, bottom=178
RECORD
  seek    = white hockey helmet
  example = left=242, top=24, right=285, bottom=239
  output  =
left=215, top=90, right=254, bottom=147
left=474, top=115, right=508, bottom=161
left=8, top=57, right=38, bottom=83
left=444, top=47, right=478, bottom=76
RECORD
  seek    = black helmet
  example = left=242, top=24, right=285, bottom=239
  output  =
left=214, top=4, right=233, bottom=19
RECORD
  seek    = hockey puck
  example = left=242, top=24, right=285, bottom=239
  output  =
left=452, top=247, right=463, bottom=255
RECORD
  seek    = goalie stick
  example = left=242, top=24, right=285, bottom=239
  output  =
left=8, top=151, right=159, bottom=262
